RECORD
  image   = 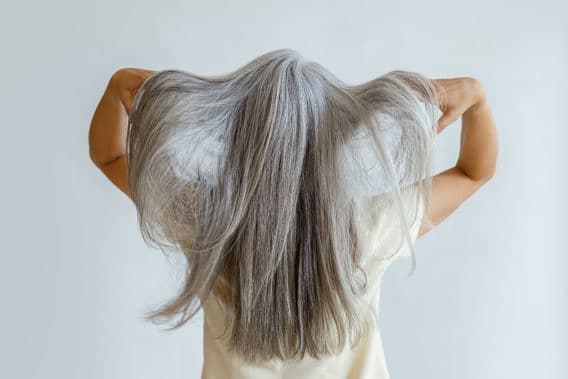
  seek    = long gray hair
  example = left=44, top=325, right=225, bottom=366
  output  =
left=125, top=49, right=440, bottom=363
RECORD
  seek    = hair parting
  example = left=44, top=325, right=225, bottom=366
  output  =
left=125, top=48, right=440, bottom=363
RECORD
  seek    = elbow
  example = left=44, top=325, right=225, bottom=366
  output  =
left=480, top=161, right=498, bottom=183
left=477, top=172, right=495, bottom=186
left=88, top=129, right=101, bottom=167
left=89, top=150, right=124, bottom=169
left=88, top=141, right=103, bottom=168
left=474, top=167, right=497, bottom=185
left=88, top=143, right=98, bottom=166
left=456, top=164, right=497, bottom=186
left=88, top=146, right=109, bottom=169
left=89, top=151, right=104, bottom=169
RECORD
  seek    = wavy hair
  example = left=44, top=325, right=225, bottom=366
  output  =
left=125, top=48, right=440, bottom=363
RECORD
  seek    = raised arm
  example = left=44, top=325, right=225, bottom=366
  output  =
left=418, top=77, right=498, bottom=237
left=88, top=68, right=155, bottom=199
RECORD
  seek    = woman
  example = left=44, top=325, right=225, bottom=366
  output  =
left=88, top=49, right=497, bottom=378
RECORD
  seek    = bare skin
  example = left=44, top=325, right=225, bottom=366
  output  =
left=88, top=70, right=498, bottom=238
left=88, top=68, right=155, bottom=199
left=417, top=78, right=498, bottom=237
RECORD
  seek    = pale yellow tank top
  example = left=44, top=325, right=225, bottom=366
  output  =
left=200, top=190, right=425, bottom=379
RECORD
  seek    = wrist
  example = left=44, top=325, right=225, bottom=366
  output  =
left=108, top=69, right=127, bottom=92
left=108, top=69, right=136, bottom=112
left=466, top=79, right=488, bottom=114
left=467, top=96, right=489, bottom=115
left=107, top=68, right=155, bottom=114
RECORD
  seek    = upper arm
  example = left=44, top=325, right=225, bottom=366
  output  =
left=417, top=166, right=491, bottom=238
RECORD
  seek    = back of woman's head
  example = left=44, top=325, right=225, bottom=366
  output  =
left=126, top=48, right=440, bottom=363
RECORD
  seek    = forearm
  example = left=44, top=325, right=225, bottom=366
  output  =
left=455, top=90, right=498, bottom=182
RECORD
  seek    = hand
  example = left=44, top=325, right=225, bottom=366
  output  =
left=432, top=77, right=486, bottom=133
left=109, top=68, right=156, bottom=116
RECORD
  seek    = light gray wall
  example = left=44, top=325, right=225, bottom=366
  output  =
left=1, top=1, right=566, bottom=378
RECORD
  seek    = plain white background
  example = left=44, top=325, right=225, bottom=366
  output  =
left=1, top=0, right=566, bottom=378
